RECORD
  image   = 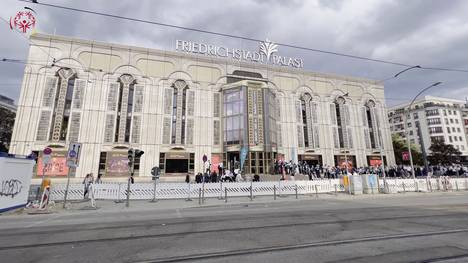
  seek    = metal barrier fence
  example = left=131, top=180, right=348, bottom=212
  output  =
left=47, top=177, right=468, bottom=201
left=380, top=177, right=468, bottom=193
left=48, top=179, right=346, bottom=201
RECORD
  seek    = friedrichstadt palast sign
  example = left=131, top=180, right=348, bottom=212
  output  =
left=175, top=39, right=304, bottom=68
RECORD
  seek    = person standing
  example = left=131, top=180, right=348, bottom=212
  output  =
left=218, top=162, right=223, bottom=177
left=95, top=173, right=102, bottom=184
left=82, top=173, right=93, bottom=199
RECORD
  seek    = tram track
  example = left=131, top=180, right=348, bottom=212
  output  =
left=130, top=228, right=468, bottom=263
left=2, top=204, right=467, bottom=237
left=0, top=211, right=467, bottom=251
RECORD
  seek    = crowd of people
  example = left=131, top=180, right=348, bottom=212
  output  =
left=273, top=160, right=468, bottom=179
left=189, top=159, right=468, bottom=184
left=192, top=161, right=247, bottom=183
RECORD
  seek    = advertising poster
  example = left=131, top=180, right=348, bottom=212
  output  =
left=336, top=155, right=354, bottom=170
left=37, top=152, right=68, bottom=176
left=210, top=154, right=221, bottom=173
left=106, top=152, right=129, bottom=177
left=368, top=156, right=383, bottom=167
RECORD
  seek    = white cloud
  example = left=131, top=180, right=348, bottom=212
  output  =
left=1, top=0, right=468, bottom=107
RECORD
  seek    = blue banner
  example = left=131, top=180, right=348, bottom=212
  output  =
left=240, top=147, right=248, bottom=170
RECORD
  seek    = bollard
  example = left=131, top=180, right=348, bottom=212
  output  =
left=295, top=185, right=298, bottom=199
left=198, top=188, right=202, bottom=205
left=334, top=184, right=337, bottom=195
left=437, top=179, right=441, bottom=191
left=219, top=181, right=223, bottom=200
left=115, top=183, right=123, bottom=203
left=315, top=185, right=318, bottom=198
left=150, top=178, right=158, bottom=203
left=402, top=182, right=406, bottom=193
left=279, top=181, right=282, bottom=197
left=274, top=185, right=277, bottom=200
left=202, top=183, right=205, bottom=204
left=415, top=181, right=419, bottom=192
left=456, top=181, right=459, bottom=191
left=429, top=180, right=433, bottom=192
left=224, top=188, right=228, bottom=203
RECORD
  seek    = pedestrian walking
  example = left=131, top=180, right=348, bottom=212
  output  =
left=83, top=173, right=93, bottom=199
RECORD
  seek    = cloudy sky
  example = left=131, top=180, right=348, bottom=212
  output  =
left=1, top=0, right=468, bottom=106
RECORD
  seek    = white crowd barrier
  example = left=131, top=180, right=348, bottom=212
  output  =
left=47, top=177, right=468, bottom=201
left=379, top=177, right=468, bottom=193
left=49, top=179, right=346, bottom=201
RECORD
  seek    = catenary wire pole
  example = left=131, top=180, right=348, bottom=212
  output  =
left=404, top=82, right=442, bottom=178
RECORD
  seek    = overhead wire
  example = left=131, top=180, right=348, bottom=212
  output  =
left=16, top=0, right=468, bottom=74
left=2, top=2, right=465, bottom=106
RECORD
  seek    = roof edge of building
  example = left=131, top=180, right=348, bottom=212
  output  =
left=30, top=32, right=384, bottom=89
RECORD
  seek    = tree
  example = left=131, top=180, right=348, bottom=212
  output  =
left=427, top=140, right=462, bottom=165
left=0, top=108, right=16, bottom=152
left=392, top=134, right=424, bottom=165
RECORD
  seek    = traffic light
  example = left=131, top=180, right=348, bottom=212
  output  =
left=128, top=148, right=134, bottom=167
left=135, top=149, right=144, bottom=158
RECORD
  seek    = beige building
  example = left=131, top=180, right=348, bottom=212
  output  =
left=388, top=96, right=468, bottom=163
left=10, top=33, right=395, bottom=178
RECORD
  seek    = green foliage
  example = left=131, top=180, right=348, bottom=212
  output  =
left=392, top=134, right=424, bottom=165
left=427, top=140, right=462, bottom=165
left=0, top=108, right=16, bottom=152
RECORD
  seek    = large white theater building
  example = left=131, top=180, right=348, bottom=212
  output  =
left=10, top=33, right=395, bottom=178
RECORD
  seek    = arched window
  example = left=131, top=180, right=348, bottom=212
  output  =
left=296, top=93, right=319, bottom=148
left=364, top=100, right=380, bottom=149
left=164, top=80, right=194, bottom=145
left=171, top=87, right=178, bottom=144
left=114, top=74, right=136, bottom=143
left=181, top=87, right=188, bottom=144
left=330, top=96, right=352, bottom=149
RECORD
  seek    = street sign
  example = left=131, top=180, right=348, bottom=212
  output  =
left=42, top=154, right=51, bottom=165
left=43, top=147, right=52, bottom=155
left=67, top=143, right=82, bottom=167
left=68, top=150, right=76, bottom=158
left=402, top=151, right=409, bottom=161
left=151, top=166, right=160, bottom=180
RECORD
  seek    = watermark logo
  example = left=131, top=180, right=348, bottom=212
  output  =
left=259, top=39, right=278, bottom=62
left=10, top=8, right=36, bottom=33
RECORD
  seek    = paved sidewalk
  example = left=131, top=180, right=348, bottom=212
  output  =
left=3, top=189, right=467, bottom=218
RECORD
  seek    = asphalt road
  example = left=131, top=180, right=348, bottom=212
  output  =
left=1, top=192, right=468, bottom=263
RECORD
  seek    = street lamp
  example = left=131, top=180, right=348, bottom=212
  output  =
left=404, top=81, right=442, bottom=178
left=378, top=65, right=421, bottom=83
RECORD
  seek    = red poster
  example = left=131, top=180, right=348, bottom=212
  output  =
left=402, top=151, right=409, bottom=161
left=37, top=156, right=69, bottom=176
left=369, top=159, right=382, bottom=167
left=211, top=154, right=221, bottom=173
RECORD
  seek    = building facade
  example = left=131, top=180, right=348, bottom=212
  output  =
left=388, top=96, right=468, bottom=163
left=10, top=33, right=394, bottom=178
left=0, top=95, right=16, bottom=113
